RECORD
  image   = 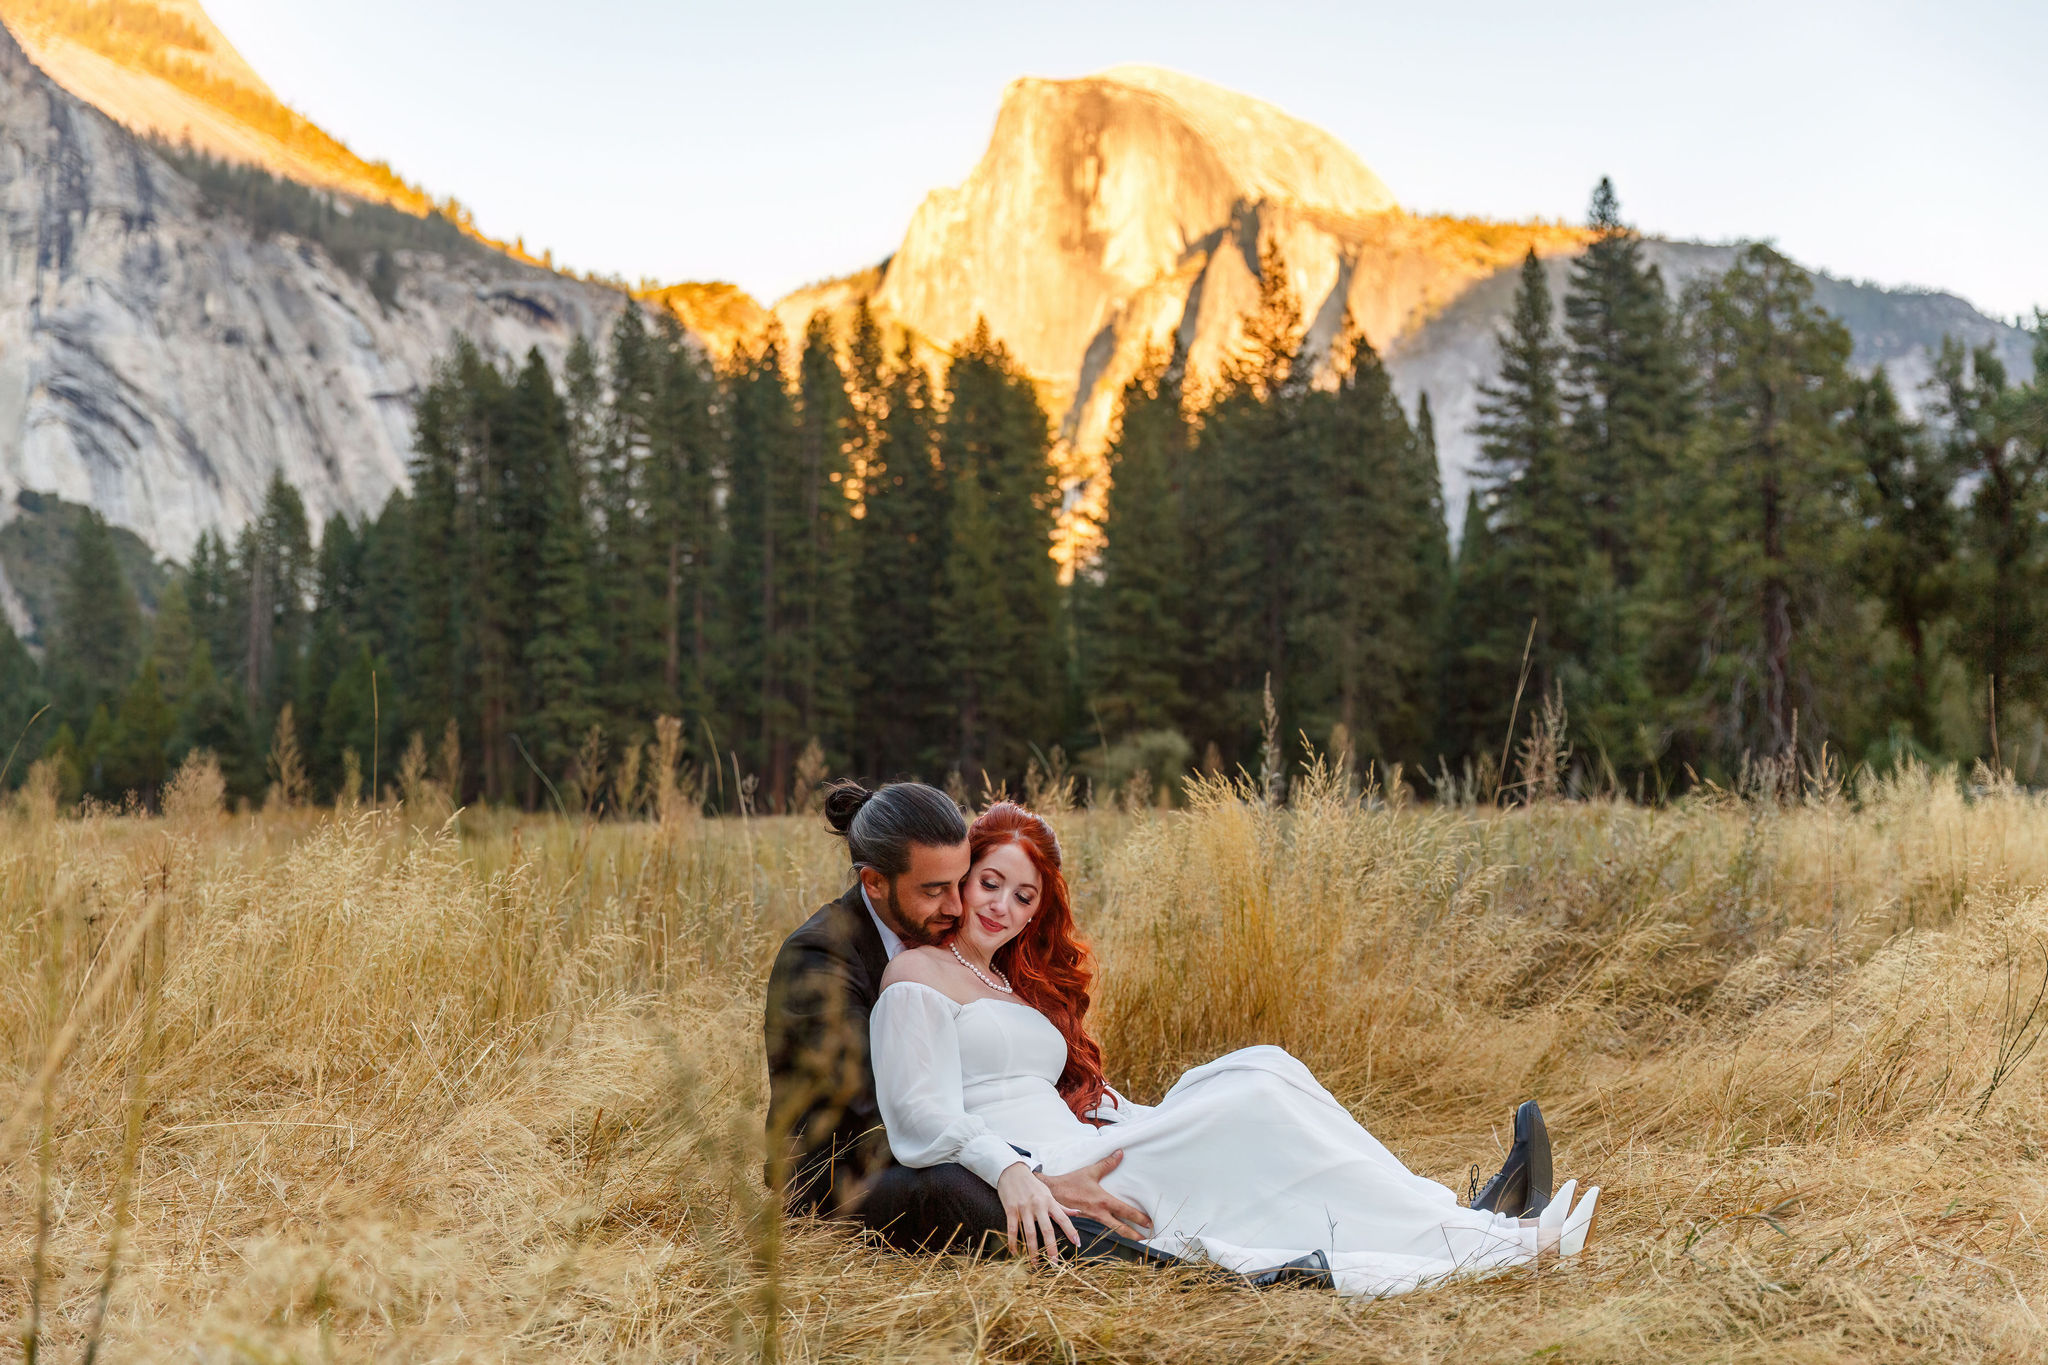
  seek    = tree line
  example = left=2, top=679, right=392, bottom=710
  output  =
left=1445, top=182, right=2047, bottom=793
left=3, top=181, right=2044, bottom=811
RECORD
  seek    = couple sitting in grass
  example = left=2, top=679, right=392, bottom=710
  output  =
left=762, top=780, right=1602, bottom=1297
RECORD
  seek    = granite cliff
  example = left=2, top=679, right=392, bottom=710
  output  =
left=769, top=65, right=2032, bottom=554
left=0, top=6, right=2030, bottom=577
left=0, top=17, right=632, bottom=564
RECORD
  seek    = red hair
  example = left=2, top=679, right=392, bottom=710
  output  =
left=961, top=802, right=1107, bottom=1120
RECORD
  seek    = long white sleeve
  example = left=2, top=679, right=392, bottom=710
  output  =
left=870, top=981, right=1028, bottom=1188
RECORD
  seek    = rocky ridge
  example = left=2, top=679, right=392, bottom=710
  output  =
left=0, top=17, right=633, bottom=560
left=0, top=0, right=427, bottom=212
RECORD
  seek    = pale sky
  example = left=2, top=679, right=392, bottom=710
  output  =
left=203, top=0, right=2045, bottom=321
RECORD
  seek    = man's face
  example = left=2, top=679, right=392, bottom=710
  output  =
left=861, top=840, right=970, bottom=946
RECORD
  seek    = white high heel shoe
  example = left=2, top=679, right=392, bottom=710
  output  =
left=1559, top=1185, right=1601, bottom=1256
left=1540, top=1179, right=1577, bottom=1234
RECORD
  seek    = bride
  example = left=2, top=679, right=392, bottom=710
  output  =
left=871, top=801, right=1601, bottom=1297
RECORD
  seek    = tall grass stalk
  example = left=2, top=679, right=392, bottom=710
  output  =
left=4, top=767, right=2047, bottom=1360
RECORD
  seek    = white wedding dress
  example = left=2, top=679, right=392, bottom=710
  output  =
left=871, top=981, right=1541, bottom=1297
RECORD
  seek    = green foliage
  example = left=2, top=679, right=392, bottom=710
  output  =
left=1465, top=248, right=1577, bottom=734
left=0, top=489, right=165, bottom=647
left=46, top=507, right=144, bottom=729
left=1083, top=728, right=1194, bottom=804
left=0, top=615, right=48, bottom=777
left=1846, top=368, right=1955, bottom=747
left=19, top=210, right=2047, bottom=806
left=1664, top=244, right=1860, bottom=766
left=1091, top=244, right=1450, bottom=786
left=936, top=322, right=1063, bottom=779
left=849, top=319, right=952, bottom=775
left=1933, top=329, right=2048, bottom=740
left=1084, top=340, right=1191, bottom=737
left=101, top=657, right=176, bottom=798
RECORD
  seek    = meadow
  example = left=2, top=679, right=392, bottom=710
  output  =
left=5, top=755, right=2048, bottom=1363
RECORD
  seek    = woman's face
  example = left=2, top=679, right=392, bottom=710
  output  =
left=956, top=839, right=1042, bottom=960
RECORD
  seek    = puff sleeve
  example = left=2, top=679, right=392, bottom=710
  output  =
left=869, top=981, right=1029, bottom=1188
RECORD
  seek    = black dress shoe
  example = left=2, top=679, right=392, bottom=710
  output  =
left=1062, top=1216, right=1186, bottom=1265
left=1240, top=1249, right=1334, bottom=1289
left=1470, top=1100, right=1553, bottom=1218
left=1063, top=1219, right=1334, bottom=1290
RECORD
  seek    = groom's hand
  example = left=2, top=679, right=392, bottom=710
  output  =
left=1042, top=1150, right=1152, bottom=1239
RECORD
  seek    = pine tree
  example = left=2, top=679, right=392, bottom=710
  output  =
left=407, top=339, right=503, bottom=801
left=1935, top=330, right=2048, bottom=747
left=1185, top=238, right=1309, bottom=770
left=47, top=507, right=142, bottom=730
left=851, top=336, right=950, bottom=776
left=1848, top=368, right=1955, bottom=748
left=591, top=310, right=671, bottom=741
left=237, top=473, right=315, bottom=724
left=647, top=318, right=723, bottom=717
left=0, top=616, right=48, bottom=784
left=722, top=329, right=804, bottom=796
left=791, top=312, right=858, bottom=786
left=1315, top=325, right=1450, bottom=767
left=1442, top=488, right=1520, bottom=768
left=936, top=321, right=1062, bottom=781
left=103, top=657, right=175, bottom=800
left=1562, top=179, right=1688, bottom=589
left=1559, top=182, right=1690, bottom=772
left=355, top=494, right=413, bottom=732
left=185, top=529, right=238, bottom=681
left=1474, top=248, right=1579, bottom=712
left=320, top=642, right=387, bottom=792
left=303, top=514, right=363, bottom=794
left=1675, top=245, right=1858, bottom=767
left=1086, top=339, right=1190, bottom=738
left=43, top=721, right=84, bottom=806
left=176, top=641, right=247, bottom=786
left=81, top=704, right=116, bottom=800
left=518, top=350, right=602, bottom=787
left=146, top=578, right=197, bottom=714
left=844, top=303, right=888, bottom=509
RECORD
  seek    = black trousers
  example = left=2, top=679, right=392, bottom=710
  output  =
left=855, top=1162, right=1006, bottom=1253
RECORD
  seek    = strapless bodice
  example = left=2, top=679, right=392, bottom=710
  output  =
left=881, top=984, right=1093, bottom=1162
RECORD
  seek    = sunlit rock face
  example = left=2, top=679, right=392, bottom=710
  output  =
left=872, top=65, right=1398, bottom=386
left=848, top=64, right=1583, bottom=560
left=0, top=20, right=631, bottom=560
left=794, top=64, right=2032, bottom=559
left=0, top=0, right=424, bottom=210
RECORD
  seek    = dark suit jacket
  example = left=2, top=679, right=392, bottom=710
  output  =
left=763, top=883, right=892, bottom=1216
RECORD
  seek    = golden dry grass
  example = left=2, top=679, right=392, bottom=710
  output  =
left=6, top=760, right=2048, bottom=1363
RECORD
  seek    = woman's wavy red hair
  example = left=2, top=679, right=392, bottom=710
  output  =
left=963, top=802, right=1107, bottom=1120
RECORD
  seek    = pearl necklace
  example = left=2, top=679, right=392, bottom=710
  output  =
left=951, top=942, right=1013, bottom=994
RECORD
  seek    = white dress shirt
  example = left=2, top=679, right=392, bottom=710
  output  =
left=860, top=883, right=907, bottom=961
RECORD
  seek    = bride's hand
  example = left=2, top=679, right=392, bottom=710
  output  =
left=996, top=1162, right=1080, bottom=1263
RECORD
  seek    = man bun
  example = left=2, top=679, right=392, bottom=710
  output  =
left=821, top=779, right=874, bottom=835
left=821, top=780, right=968, bottom=878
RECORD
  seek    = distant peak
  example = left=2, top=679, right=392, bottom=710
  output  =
left=1052, top=62, right=1399, bottom=219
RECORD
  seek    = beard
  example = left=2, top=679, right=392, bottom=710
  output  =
left=885, top=878, right=954, bottom=947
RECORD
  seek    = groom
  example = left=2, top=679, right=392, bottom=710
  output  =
left=762, top=779, right=1153, bottom=1251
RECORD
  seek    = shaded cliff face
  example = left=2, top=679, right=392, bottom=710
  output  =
left=0, top=21, right=631, bottom=559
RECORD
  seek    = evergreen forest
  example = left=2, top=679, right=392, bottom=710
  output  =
left=5, top=183, right=2045, bottom=812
